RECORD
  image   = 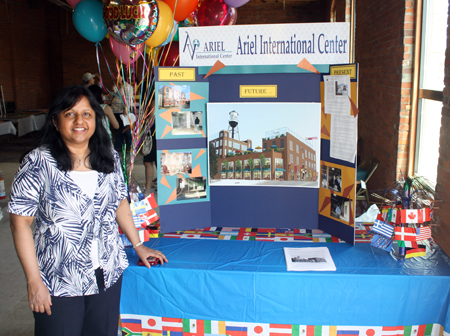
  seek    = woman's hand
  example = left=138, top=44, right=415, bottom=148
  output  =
left=27, top=279, right=52, bottom=315
left=135, top=245, right=168, bottom=268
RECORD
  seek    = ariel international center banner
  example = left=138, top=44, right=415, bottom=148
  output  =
left=179, top=22, right=350, bottom=66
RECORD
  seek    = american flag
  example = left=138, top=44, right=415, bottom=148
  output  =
left=416, top=226, right=432, bottom=241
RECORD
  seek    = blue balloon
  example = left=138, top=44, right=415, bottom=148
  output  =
left=73, top=0, right=107, bottom=43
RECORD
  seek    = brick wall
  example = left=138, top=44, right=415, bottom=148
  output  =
left=0, top=0, right=55, bottom=110
left=237, top=1, right=328, bottom=24
left=59, top=11, right=116, bottom=91
left=0, top=0, right=117, bottom=111
left=434, top=0, right=450, bottom=256
left=354, top=0, right=409, bottom=191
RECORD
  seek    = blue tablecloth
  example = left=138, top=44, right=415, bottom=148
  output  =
left=121, top=238, right=450, bottom=330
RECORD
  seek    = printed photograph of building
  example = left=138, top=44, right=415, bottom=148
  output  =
left=176, top=177, right=207, bottom=200
left=172, top=111, right=203, bottom=135
left=207, top=103, right=321, bottom=187
left=160, top=152, right=192, bottom=176
left=158, top=85, right=190, bottom=109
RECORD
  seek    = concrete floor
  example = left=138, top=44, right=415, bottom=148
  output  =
left=0, top=133, right=150, bottom=335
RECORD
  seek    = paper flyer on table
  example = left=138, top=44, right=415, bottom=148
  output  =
left=283, top=247, right=336, bottom=271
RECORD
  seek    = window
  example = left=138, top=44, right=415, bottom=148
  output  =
left=302, top=153, right=304, bottom=160
left=273, top=141, right=276, bottom=146
left=290, top=153, right=294, bottom=163
left=264, top=143, right=267, bottom=151
left=414, top=0, right=447, bottom=185
left=296, top=156, right=299, bottom=164
left=225, top=140, right=227, bottom=146
left=290, top=140, right=293, bottom=150
left=280, top=139, right=285, bottom=148
left=296, top=144, right=299, bottom=153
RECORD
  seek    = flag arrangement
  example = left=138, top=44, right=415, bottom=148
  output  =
left=119, top=315, right=443, bottom=336
left=161, top=227, right=344, bottom=243
left=121, top=193, right=160, bottom=247
left=370, top=204, right=433, bottom=258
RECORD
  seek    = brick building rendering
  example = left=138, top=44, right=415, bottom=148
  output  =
left=210, top=130, right=317, bottom=181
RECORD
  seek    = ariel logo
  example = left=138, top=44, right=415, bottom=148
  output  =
left=182, top=31, right=200, bottom=60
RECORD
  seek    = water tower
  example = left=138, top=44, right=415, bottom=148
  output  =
left=228, top=110, right=240, bottom=140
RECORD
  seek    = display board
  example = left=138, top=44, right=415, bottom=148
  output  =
left=155, top=64, right=358, bottom=244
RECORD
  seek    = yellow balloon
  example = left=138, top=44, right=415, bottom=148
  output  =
left=145, top=1, right=175, bottom=48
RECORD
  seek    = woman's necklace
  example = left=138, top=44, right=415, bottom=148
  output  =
left=73, top=154, right=89, bottom=168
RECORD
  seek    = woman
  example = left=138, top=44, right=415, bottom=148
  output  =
left=8, top=85, right=167, bottom=336
left=88, top=85, right=119, bottom=142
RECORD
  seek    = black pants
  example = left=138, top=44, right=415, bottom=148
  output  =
left=33, top=269, right=122, bottom=336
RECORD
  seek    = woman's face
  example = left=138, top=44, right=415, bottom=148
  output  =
left=55, top=96, right=96, bottom=148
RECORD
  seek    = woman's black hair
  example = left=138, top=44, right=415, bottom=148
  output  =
left=88, top=85, right=103, bottom=104
left=40, top=84, right=115, bottom=173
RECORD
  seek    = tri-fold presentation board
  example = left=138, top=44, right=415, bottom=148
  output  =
left=154, top=63, right=358, bottom=244
left=154, top=23, right=358, bottom=244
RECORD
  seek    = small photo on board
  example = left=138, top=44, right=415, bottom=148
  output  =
left=160, top=152, right=192, bottom=176
left=335, top=81, right=349, bottom=96
left=176, top=177, right=207, bottom=200
left=328, top=167, right=342, bottom=193
left=158, top=84, right=191, bottom=109
left=172, top=111, right=203, bottom=135
left=321, top=165, right=328, bottom=189
left=330, top=193, right=352, bottom=222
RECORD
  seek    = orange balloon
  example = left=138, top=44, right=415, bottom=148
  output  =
left=164, top=0, right=199, bottom=22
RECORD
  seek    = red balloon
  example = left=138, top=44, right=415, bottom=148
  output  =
left=159, top=41, right=180, bottom=66
left=164, top=0, right=199, bottom=22
left=67, top=0, right=82, bottom=8
left=197, top=0, right=237, bottom=26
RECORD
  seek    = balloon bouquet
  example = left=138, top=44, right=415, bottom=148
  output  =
left=69, top=0, right=248, bottom=186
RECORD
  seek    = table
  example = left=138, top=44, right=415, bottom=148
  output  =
left=120, top=238, right=450, bottom=335
left=0, top=121, right=17, bottom=136
left=0, top=112, right=46, bottom=137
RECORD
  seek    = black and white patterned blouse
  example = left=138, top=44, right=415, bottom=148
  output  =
left=7, top=147, right=129, bottom=297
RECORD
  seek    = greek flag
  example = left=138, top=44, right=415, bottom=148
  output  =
left=372, top=219, right=394, bottom=238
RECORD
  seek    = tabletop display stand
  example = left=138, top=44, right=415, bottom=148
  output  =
left=119, top=63, right=450, bottom=336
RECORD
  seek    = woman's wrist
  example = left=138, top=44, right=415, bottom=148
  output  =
left=133, top=241, right=143, bottom=249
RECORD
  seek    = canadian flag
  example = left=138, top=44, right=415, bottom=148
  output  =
left=401, top=209, right=431, bottom=224
left=401, top=209, right=419, bottom=223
